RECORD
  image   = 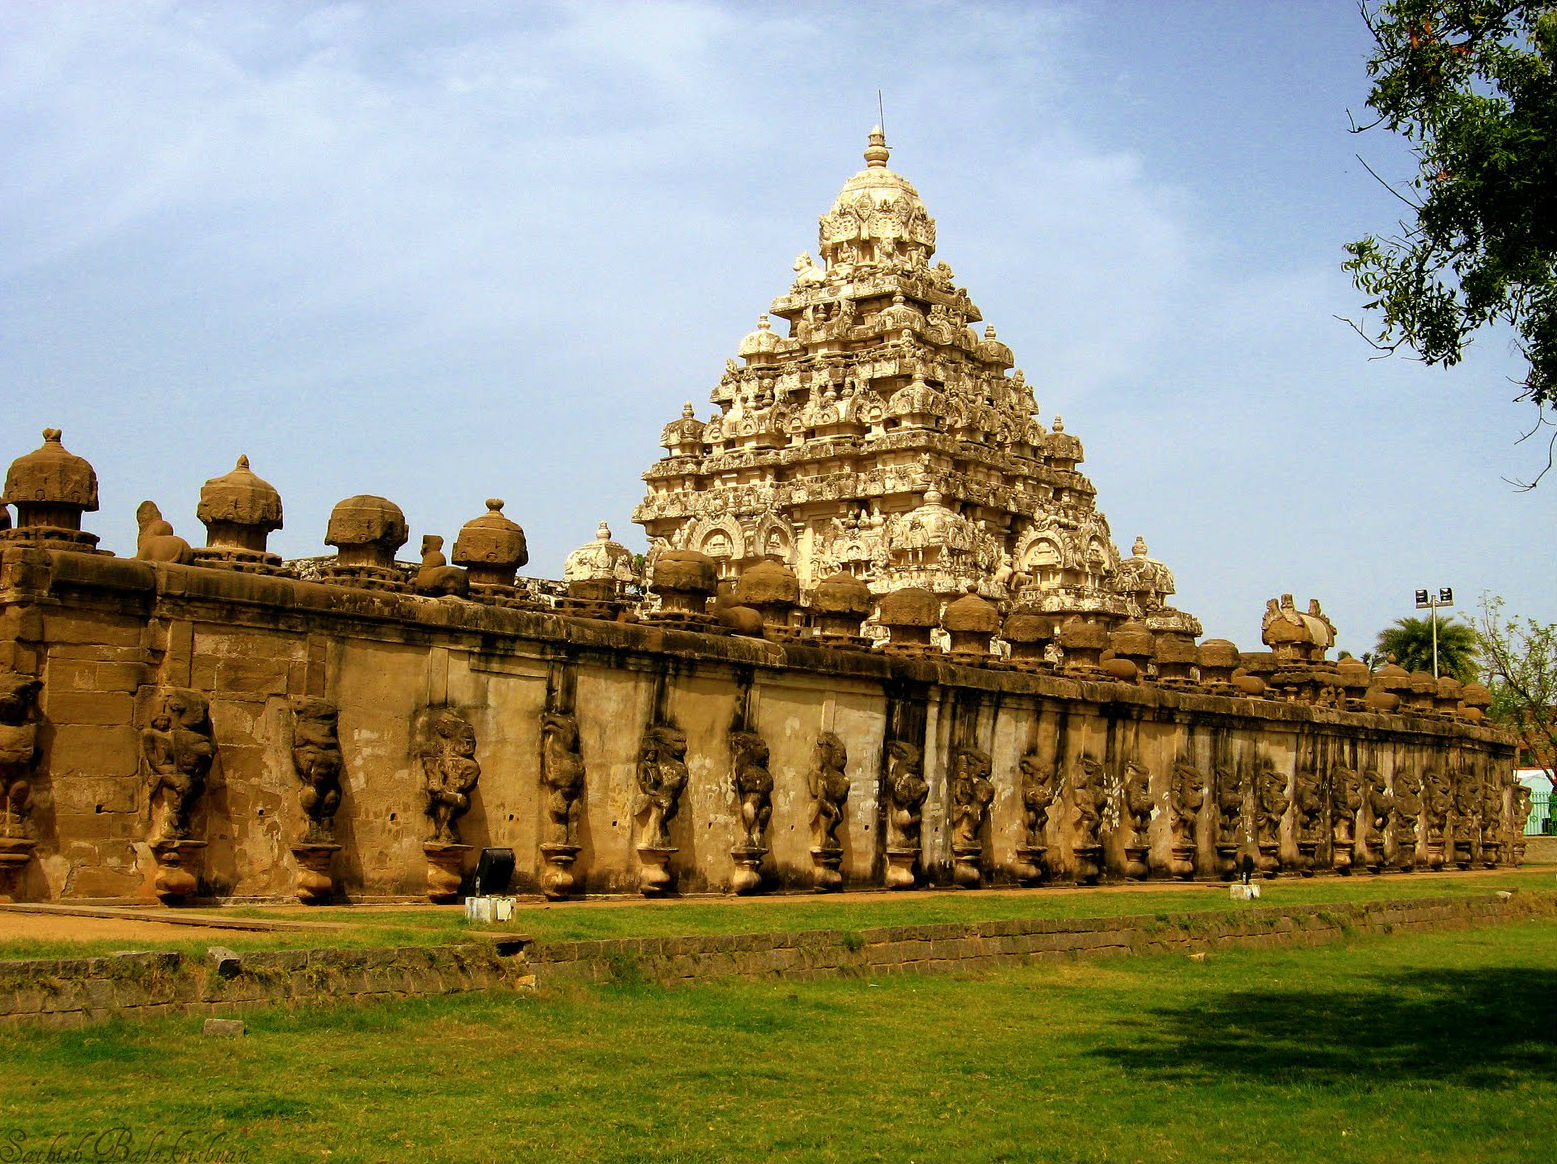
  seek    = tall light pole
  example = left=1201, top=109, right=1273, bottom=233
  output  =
left=1415, top=587, right=1454, bottom=678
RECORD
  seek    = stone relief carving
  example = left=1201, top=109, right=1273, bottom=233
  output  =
left=0, top=673, right=42, bottom=842
left=950, top=748, right=994, bottom=849
left=1122, top=760, right=1152, bottom=846
left=290, top=697, right=343, bottom=845
left=141, top=688, right=215, bottom=845
left=1073, top=754, right=1107, bottom=850
left=1120, top=760, right=1152, bottom=880
left=416, top=707, right=481, bottom=846
left=1019, top=752, right=1055, bottom=847
left=1364, top=767, right=1394, bottom=869
left=1168, top=758, right=1203, bottom=878
left=884, top=741, right=929, bottom=851
left=950, top=746, right=994, bottom=886
left=730, top=730, right=774, bottom=851
left=808, top=732, right=850, bottom=851
left=635, top=726, right=689, bottom=851
left=540, top=711, right=585, bottom=847
left=1213, top=765, right=1243, bottom=850
left=1394, top=769, right=1423, bottom=860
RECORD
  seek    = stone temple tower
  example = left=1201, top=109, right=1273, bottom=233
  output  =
left=634, top=130, right=1199, bottom=633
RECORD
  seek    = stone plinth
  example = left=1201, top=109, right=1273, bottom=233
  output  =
left=0, top=837, right=36, bottom=902
left=884, top=847, right=919, bottom=890
left=150, top=839, right=206, bottom=904
left=539, top=842, right=582, bottom=900
left=423, top=842, right=470, bottom=903
left=636, top=845, right=677, bottom=897
left=951, top=843, right=983, bottom=888
left=730, top=844, right=766, bottom=895
left=291, top=843, right=340, bottom=904
left=810, top=845, right=844, bottom=892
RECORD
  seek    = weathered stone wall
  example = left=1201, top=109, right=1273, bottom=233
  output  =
left=1, top=547, right=1519, bottom=902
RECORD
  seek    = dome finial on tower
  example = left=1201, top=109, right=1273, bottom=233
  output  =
left=864, top=125, right=890, bottom=168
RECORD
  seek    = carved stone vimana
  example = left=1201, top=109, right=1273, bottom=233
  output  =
left=635, top=129, right=1199, bottom=628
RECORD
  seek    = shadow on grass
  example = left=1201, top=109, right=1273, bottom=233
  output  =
left=1091, top=967, right=1557, bottom=1088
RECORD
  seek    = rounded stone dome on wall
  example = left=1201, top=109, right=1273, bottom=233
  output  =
left=325, top=495, right=407, bottom=572
left=1, top=428, right=102, bottom=550
left=197, top=455, right=282, bottom=548
left=733, top=559, right=800, bottom=608
left=943, top=587, right=998, bottom=634
left=454, top=499, right=529, bottom=588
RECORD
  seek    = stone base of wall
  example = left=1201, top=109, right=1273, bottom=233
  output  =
left=3, top=893, right=1549, bottom=1027
left=529, top=892, right=1557, bottom=985
left=1521, top=835, right=1557, bottom=863
left=0, top=940, right=532, bottom=1029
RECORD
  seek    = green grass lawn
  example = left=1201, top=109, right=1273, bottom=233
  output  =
left=0, top=917, right=1551, bottom=1163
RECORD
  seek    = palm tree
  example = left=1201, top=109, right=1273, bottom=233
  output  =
left=1373, top=616, right=1480, bottom=682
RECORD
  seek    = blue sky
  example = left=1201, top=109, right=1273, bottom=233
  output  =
left=3, top=1, right=1552, bottom=655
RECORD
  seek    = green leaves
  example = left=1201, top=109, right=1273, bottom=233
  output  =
left=1348, top=1, right=1557, bottom=441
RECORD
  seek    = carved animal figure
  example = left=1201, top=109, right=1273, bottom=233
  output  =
left=540, top=711, right=586, bottom=846
left=950, top=748, right=994, bottom=848
left=1364, top=768, right=1393, bottom=847
left=290, top=697, right=343, bottom=844
left=1122, top=761, right=1153, bottom=843
left=808, top=732, right=850, bottom=850
left=1254, top=761, right=1289, bottom=844
left=414, top=535, right=469, bottom=598
left=1170, top=759, right=1204, bottom=845
left=0, top=673, right=42, bottom=837
left=1073, top=755, right=1107, bottom=848
left=1018, top=752, right=1055, bottom=846
left=885, top=741, right=928, bottom=849
left=1394, top=771, right=1423, bottom=848
left=416, top=707, right=481, bottom=845
left=1214, top=766, right=1243, bottom=847
left=730, top=731, right=774, bottom=848
left=1422, top=767, right=1452, bottom=840
left=134, top=501, right=194, bottom=564
left=1292, top=768, right=1324, bottom=843
left=635, top=726, right=689, bottom=849
left=1480, top=775, right=1506, bottom=845
left=1330, top=765, right=1362, bottom=844
left=142, top=688, right=215, bottom=844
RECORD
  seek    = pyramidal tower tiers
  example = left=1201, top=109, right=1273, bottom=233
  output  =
left=634, top=130, right=1199, bottom=634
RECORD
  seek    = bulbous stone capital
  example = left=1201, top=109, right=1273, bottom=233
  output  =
left=942, top=588, right=999, bottom=634
left=3, top=429, right=98, bottom=513
left=325, top=495, right=407, bottom=569
left=197, top=455, right=283, bottom=550
left=878, top=586, right=939, bottom=629
left=453, top=499, right=529, bottom=582
left=733, top=559, right=799, bottom=608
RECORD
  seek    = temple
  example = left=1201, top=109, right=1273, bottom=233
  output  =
left=636, top=130, right=1198, bottom=634
left=0, top=135, right=1524, bottom=909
